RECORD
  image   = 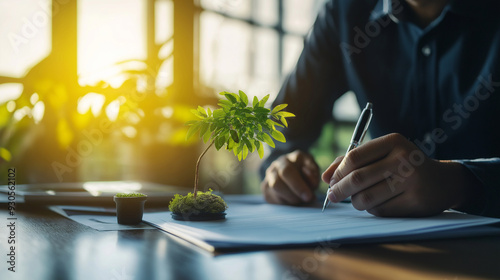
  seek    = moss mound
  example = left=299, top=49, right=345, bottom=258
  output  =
left=115, top=192, right=147, bottom=198
left=169, top=190, right=227, bottom=214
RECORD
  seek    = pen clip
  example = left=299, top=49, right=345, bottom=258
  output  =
left=358, top=112, right=372, bottom=144
left=350, top=103, right=373, bottom=145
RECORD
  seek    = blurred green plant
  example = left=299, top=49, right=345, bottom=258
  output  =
left=0, top=58, right=196, bottom=182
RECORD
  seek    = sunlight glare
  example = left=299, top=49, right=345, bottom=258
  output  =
left=77, top=92, right=105, bottom=116
left=13, top=106, right=31, bottom=121
left=121, top=126, right=137, bottom=138
left=161, top=106, right=174, bottom=119
left=78, top=0, right=146, bottom=86
left=7, top=101, right=16, bottom=112
left=0, top=83, right=23, bottom=104
left=32, top=100, right=45, bottom=124
left=0, top=0, right=51, bottom=78
left=30, top=93, right=39, bottom=105
left=106, top=99, right=120, bottom=121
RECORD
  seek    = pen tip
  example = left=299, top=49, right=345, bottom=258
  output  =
left=321, top=193, right=330, bottom=212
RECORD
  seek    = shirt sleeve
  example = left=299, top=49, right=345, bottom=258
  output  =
left=455, top=158, right=500, bottom=218
left=260, top=0, right=349, bottom=178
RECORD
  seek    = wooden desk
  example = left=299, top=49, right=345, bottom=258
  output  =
left=2, top=206, right=500, bottom=280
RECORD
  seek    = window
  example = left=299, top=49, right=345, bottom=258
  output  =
left=0, top=0, right=51, bottom=102
left=198, top=0, right=324, bottom=101
left=77, top=0, right=147, bottom=86
left=0, top=0, right=325, bottom=190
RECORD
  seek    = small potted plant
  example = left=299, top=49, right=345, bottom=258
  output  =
left=169, top=90, right=294, bottom=221
left=114, top=192, right=148, bottom=225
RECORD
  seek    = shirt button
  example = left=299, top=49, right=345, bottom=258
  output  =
left=424, top=133, right=432, bottom=142
left=421, top=45, right=431, bottom=56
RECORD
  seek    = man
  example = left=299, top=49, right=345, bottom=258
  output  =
left=261, top=0, right=500, bottom=218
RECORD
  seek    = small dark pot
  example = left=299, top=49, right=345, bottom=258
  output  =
left=114, top=196, right=147, bottom=225
left=171, top=212, right=226, bottom=221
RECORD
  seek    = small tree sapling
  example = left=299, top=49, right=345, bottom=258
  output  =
left=168, top=90, right=295, bottom=220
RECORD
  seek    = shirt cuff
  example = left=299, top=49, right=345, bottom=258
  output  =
left=454, top=158, right=500, bottom=218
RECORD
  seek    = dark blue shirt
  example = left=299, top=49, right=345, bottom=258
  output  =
left=264, top=0, right=500, bottom=217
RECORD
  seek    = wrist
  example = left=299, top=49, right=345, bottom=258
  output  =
left=439, top=161, right=485, bottom=212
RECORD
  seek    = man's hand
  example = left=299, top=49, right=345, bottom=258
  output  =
left=262, top=150, right=320, bottom=205
left=322, top=133, right=480, bottom=217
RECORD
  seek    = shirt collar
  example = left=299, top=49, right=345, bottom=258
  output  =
left=369, top=0, right=403, bottom=23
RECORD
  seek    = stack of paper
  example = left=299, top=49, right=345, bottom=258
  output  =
left=143, top=196, right=500, bottom=252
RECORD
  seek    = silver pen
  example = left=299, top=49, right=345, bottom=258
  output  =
left=322, top=102, right=373, bottom=212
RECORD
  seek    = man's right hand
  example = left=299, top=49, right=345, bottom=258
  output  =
left=261, top=150, right=320, bottom=205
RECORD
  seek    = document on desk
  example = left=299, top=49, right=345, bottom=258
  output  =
left=143, top=195, right=500, bottom=252
left=50, top=205, right=154, bottom=231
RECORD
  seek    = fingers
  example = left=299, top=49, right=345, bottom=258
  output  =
left=276, top=156, right=315, bottom=202
left=287, top=151, right=320, bottom=188
left=328, top=155, right=401, bottom=203
left=262, top=150, right=319, bottom=205
left=262, top=170, right=302, bottom=205
left=366, top=194, right=419, bottom=217
left=330, top=133, right=403, bottom=185
left=321, top=156, right=344, bottom=184
left=327, top=133, right=412, bottom=202
left=350, top=177, right=405, bottom=211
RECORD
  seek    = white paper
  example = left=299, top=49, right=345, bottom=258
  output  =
left=143, top=196, right=500, bottom=250
left=50, top=205, right=154, bottom=231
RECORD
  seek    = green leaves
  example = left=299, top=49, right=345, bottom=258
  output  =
left=186, top=90, right=295, bottom=161
left=261, top=132, right=275, bottom=148
left=271, top=104, right=287, bottom=114
left=238, top=90, right=248, bottom=106
left=270, top=103, right=295, bottom=128
left=252, top=96, right=259, bottom=108
left=186, top=121, right=202, bottom=140
left=215, top=135, right=226, bottom=150
left=230, top=130, right=239, bottom=143
left=224, top=93, right=238, bottom=104
left=271, top=130, right=286, bottom=143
